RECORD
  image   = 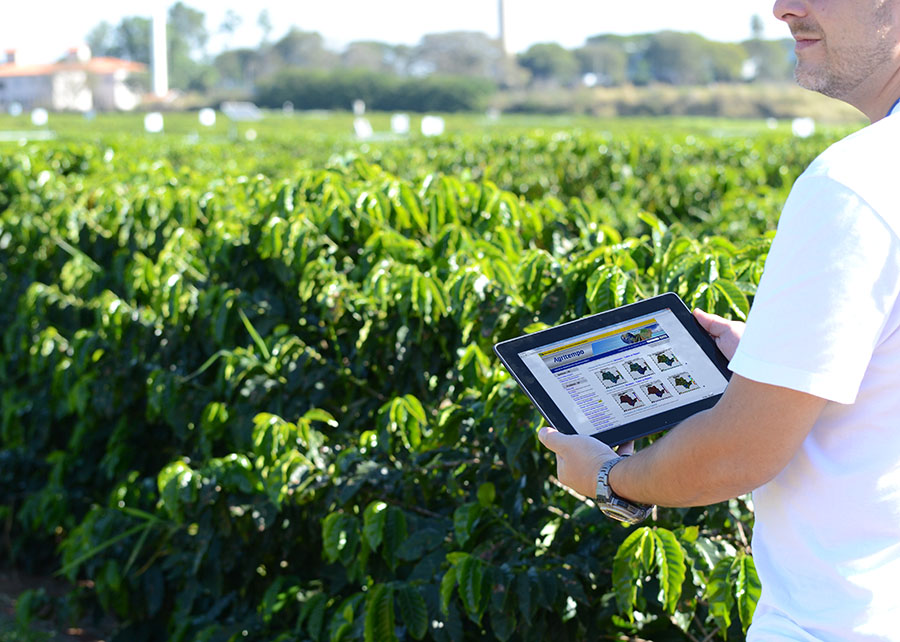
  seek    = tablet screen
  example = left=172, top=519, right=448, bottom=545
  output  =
left=516, top=307, right=729, bottom=437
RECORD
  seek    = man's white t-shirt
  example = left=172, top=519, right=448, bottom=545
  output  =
left=729, top=106, right=900, bottom=641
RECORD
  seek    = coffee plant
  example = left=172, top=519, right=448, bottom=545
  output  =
left=0, top=122, right=835, bottom=641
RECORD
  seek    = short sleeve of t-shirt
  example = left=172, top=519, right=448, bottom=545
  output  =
left=729, top=174, right=900, bottom=404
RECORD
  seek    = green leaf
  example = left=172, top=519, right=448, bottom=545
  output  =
left=537, top=570, right=559, bottom=606
left=396, top=528, right=444, bottom=562
left=586, top=265, right=640, bottom=313
left=477, top=482, right=496, bottom=507
left=383, top=395, right=427, bottom=451
left=453, top=502, right=481, bottom=547
left=490, top=605, right=516, bottom=642
left=712, top=279, right=750, bottom=321
left=639, top=526, right=656, bottom=570
left=156, top=459, right=195, bottom=522
left=705, top=556, right=736, bottom=637
left=489, top=567, right=511, bottom=612
left=322, top=512, right=356, bottom=564
left=238, top=307, right=271, bottom=360
left=516, top=572, right=533, bottom=624
left=362, top=501, right=388, bottom=551
left=382, top=507, right=408, bottom=569
left=443, top=602, right=464, bottom=642
left=299, top=593, right=327, bottom=639
left=652, top=528, right=687, bottom=614
left=395, top=584, right=428, bottom=640
left=735, top=552, right=761, bottom=633
left=364, top=584, right=397, bottom=642
left=440, top=566, right=457, bottom=616
left=612, top=527, right=653, bottom=617
left=456, top=555, right=485, bottom=623
left=302, top=408, right=339, bottom=427
left=401, top=394, right=427, bottom=424
left=57, top=521, right=151, bottom=580
left=330, top=620, right=352, bottom=642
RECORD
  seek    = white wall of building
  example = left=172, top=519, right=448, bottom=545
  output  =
left=0, top=74, right=53, bottom=109
left=51, top=70, right=92, bottom=111
left=93, top=69, right=141, bottom=111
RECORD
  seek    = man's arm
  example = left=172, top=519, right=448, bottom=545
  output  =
left=538, top=310, right=828, bottom=507
left=609, top=374, right=827, bottom=506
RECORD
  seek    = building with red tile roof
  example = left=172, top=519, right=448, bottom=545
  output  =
left=0, top=48, right=147, bottom=112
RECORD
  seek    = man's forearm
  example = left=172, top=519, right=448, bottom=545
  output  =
left=608, top=408, right=765, bottom=506
left=607, top=375, right=826, bottom=507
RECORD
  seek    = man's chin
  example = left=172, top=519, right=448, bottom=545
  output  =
left=794, top=67, right=829, bottom=94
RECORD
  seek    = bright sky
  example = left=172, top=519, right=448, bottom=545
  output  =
left=1, top=1, right=788, bottom=64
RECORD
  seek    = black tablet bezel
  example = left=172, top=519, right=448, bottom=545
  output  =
left=493, top=292, right=733, bottom=446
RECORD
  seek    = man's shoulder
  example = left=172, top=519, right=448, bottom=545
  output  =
left=805, top=115, right=900, bottom=179
left=799, top=115, right=900, bottom=222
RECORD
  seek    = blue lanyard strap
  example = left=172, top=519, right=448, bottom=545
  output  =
left=888, top=96, right=900, bottom=118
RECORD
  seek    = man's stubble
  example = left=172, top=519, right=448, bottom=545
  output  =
left=794, top=1, right=896, bottom=101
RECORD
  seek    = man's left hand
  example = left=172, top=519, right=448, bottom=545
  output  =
left=537, top=426, right=620, bottom=498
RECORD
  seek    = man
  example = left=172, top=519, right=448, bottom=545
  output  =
left=538, top=1, right=900, bottom=639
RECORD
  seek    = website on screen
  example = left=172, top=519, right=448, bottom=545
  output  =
left=519, top=309, right=729, bottom=435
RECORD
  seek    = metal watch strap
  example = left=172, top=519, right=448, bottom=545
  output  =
left=596, top=456, right=627, bottom=503
left=596, top=454, right=653, bottom=524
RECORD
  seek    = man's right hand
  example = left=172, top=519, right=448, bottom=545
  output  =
left=692, top=308, right=744, bottom=361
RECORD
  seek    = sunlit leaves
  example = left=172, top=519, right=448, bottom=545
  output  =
left=705, top=552, right=761, bottom=637
left=363, top=501, right=388, bottom=551
left=613, top=526, right=688, bottom=619
left=377, top=395, right=429, bottom=452
left=0, top=130, right=797, bottom=642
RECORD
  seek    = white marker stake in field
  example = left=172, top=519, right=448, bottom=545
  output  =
left=198, top=108, right=216, bottom=127
left=391, top=113, right=410, bottom=135
left=792, top=117, right=815, bottom=138
left=354, top=117, right=374, bottom=139
left=144, top=112, right=164, bottom=133
left=421, top=116, right=445, bottom=137
left=31, top=108, right=48, bottom=126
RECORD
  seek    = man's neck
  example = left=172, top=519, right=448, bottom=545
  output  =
left=856, top=64, right=900, bottom=122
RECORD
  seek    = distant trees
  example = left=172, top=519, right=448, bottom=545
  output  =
left=255, top=70, right=494, bottom=113
left=87, top=16, right=152, bottom=64
left=412, top=32, right=505, bottom=81
left=518, top=43, right=579, bottom=85
left=341, top=41, right=412, bottom=75
left=745, top=38, right=796, bottom=81
left=575, top=41, right=628, bottom=86
left=270, top=29, right=339, bottom=70
left=166, top=2, right=214, bottom=90
left=83, top=3, right=797, bottom=111
left=643, top=32, right=746, bottom=84
left=86, top=2, right=214, bottom=91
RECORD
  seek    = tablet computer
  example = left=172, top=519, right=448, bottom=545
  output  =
left=494, top=292, right=732, bottom=446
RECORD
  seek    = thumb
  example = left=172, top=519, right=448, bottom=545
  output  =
left=538, top=426, right=570, bottom=454
left=693, top=308, right=728, bottom=337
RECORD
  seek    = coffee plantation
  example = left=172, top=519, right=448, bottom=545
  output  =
left=0, top=115, right=847, bottom=641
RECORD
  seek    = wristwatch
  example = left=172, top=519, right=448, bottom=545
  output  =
left=595, top=455, right=653, bottom=524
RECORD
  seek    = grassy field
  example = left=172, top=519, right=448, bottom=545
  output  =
left=0, top=105, right=862, bottom=144
left=498, top=82, right=867, bottom=122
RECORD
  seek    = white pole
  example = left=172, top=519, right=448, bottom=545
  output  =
left=498, top=0, right=510, bottom=85
left=498, top=0, right=507, bottom=55
left=152, top=3, right=168, bottom=97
